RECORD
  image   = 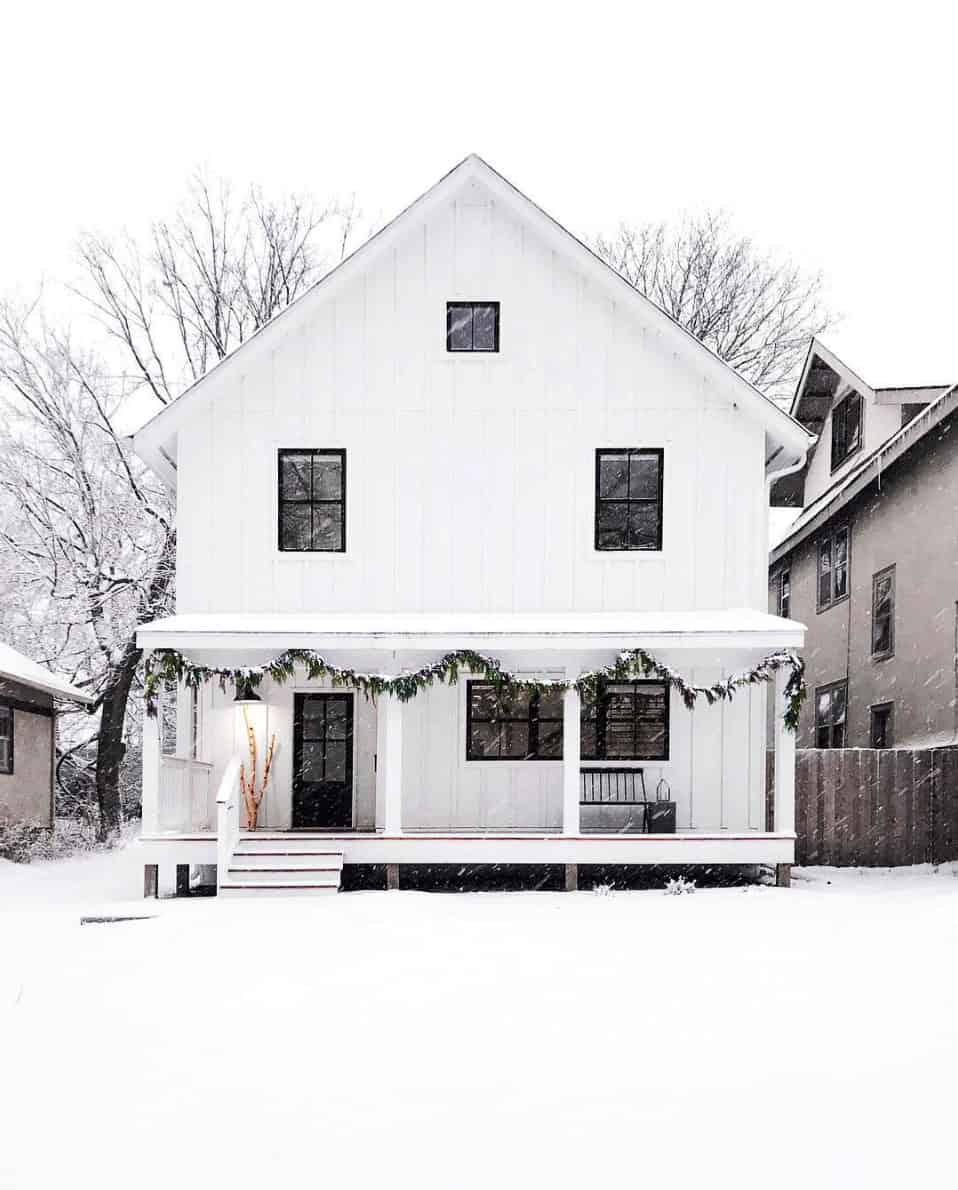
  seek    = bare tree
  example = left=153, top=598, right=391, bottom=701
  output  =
left=0, top=177, right=357, bottom=837
left=594, top=212, right=833, bottom=403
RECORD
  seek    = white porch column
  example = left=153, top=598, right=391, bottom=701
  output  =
left=773, top=668, right=796, bottom=837
left=141, top=696, right=160, bottom=835
left=562, top=684, right=581, bottom=836
left=376, top=694, right=403, bottom=835
left=175, top=680, right=193, bottom=757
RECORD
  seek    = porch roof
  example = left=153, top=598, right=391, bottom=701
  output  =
left=137, top=610, right=804, bottom=654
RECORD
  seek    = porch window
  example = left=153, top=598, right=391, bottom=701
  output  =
left=581, top=681, right=669, bottom=761
left=466, top=682, right=563, bottom=760
left=815, top=681, right=847, bottom=748
left=871, top=565, right=895, bottom=659
left=0, top=704, right=12, bottom=774
left=595, top=448, right=664, bottom=551
left=446, top=302, right=499, bottom=352
left=817, top=525, right=849, bottom=611
left=278, top=449, right=346, bottom=552
left=831, top=390, right=863, bottom=470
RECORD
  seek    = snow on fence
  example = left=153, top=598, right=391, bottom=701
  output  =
left=767, top=748, right=958, bottom=866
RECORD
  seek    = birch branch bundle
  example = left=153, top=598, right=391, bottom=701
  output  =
left=239, top=706, right=277, bottom=830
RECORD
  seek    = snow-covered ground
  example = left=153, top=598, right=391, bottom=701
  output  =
left=3, top=848, right=958, bottom=1189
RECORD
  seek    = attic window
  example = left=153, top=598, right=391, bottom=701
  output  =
left=447, top=302, right=499, bottom=352
left=831, top=390, right=863, bottom=470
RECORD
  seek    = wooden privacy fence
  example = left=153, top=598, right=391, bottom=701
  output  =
left=769, top=747, right=958, bottom=867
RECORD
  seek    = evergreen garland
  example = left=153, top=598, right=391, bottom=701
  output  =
left=144, top=645, right=805, bottom=730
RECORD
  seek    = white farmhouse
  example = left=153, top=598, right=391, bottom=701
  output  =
left=133, top=155, right=811, bottom=896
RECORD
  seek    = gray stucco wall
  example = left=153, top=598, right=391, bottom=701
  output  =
left=0, top=678, right=55, bottom=827
left=770, top=411, right=958, bottom=749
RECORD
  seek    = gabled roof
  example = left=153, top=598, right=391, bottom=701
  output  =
left=771, top=378, right=958, bottom=564
left=0, top=641, right=93, bottom=703
left=133, top=154, right=812, bottom=483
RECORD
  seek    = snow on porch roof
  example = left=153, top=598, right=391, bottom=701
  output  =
left=0, top=641, right=93, bottom=704
left=137, top=610, right=805, bottom=653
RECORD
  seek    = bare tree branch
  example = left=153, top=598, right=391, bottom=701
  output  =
left=593, top=211, right=834, bottom=403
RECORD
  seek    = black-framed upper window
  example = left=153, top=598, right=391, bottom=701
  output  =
left=831, top=390, right=863, bottom=470
left=817, top=525, right=849, bottom=611
left=0, top=703, right=12, bottom=774
left=278, top=449, right=346, bottom=552
left=446, top=302, right=499, bottom=352
left=815, top=681, right=847, bottom=748
left=595, top=448, right=664, bottom=551
left=870, top=702, right=894, bottom=749
left=871, top=565, right=895, bottom=659
left=582, top=681, right=669, bottom=761
left=466, top=681, right=563, bottom=760
left=779, top=567, right=791, bottom=619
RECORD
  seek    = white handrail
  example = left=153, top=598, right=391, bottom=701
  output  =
left=215, top=755, right=244, bottom=893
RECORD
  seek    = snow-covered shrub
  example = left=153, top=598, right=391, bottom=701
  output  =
left=664, top=876, right=696, bottom=895
left=592, top=882, right=614, bottom=897
left=0, top=816, right=103, bottom=863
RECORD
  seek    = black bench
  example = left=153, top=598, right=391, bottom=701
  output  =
left=579, top=768, right=676, bottom=833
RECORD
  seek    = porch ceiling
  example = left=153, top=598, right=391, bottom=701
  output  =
left=137, top=610, right=804, bottom=659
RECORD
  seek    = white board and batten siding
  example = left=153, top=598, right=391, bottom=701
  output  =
left=174, top=179, right=769, bottom=620
left=160, top=167, right=790, bottom=840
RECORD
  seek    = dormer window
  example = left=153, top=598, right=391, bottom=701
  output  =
left=446, top=302, right=499, bottom=352
left=831, top=390, right=862, bottom=470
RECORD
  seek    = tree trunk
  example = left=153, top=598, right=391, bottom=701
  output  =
left=94, top=639, right=142, bottom=840
left=93, top=531, right=176, bottom=841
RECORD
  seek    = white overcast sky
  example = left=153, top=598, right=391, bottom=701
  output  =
left=3, top=0, right=956, bottom=391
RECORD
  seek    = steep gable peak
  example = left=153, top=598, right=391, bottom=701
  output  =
left=133, top=153, right=811, bottom=484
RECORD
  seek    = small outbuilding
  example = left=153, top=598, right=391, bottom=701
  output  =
left=0, top=642, right=92, bottom=828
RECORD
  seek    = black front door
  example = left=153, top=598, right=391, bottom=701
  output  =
left=293, top=693, right=354, bottom=829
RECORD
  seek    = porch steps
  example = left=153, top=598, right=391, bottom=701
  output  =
left=220, top=835, right=344, bottom=898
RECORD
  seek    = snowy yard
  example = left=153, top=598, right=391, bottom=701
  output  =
left=3, top=849, right=958, bottom=1189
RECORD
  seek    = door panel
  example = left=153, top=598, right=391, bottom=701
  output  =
left=293, top=693, right=354, bottom=828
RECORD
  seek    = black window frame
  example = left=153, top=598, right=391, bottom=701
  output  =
left=594, top=447, right=665, bottom=552
left=814, top=681, right=847, bottom=749
left=446, top=301, right=500, bottom=353
left=869, top=702, right=894, bottom=749
left=0, top=702, right=12, bottom=774
left=779, top=567, right=791, bottom=619
left=581, top=680, right=670, bottom=762
left=871, top=565, right=895, bottom=660
left=277, top=448, right=346, bottom=554
left=831, top=390, right=863, bottom=471
left=465, top=680, right=563, bottom=761
left=817, top=525, right=850, bottom=612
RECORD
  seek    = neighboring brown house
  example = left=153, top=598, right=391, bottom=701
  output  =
left=769, top=340, right=957, bottom=750
left=0, top=642, right=92, bottom=827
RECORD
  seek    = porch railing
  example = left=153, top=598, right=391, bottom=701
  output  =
left=157, top=756, right=215, bottom=832
left=215, top=755, right=243, bottom=893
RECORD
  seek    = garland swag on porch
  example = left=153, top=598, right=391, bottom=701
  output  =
left=144, top=646, right=806, bottom=731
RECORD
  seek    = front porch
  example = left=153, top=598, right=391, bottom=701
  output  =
left=137, top=610, right=801, bottom=893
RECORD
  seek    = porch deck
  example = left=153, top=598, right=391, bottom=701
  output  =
left=139, top=827, right=795, bottom=867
